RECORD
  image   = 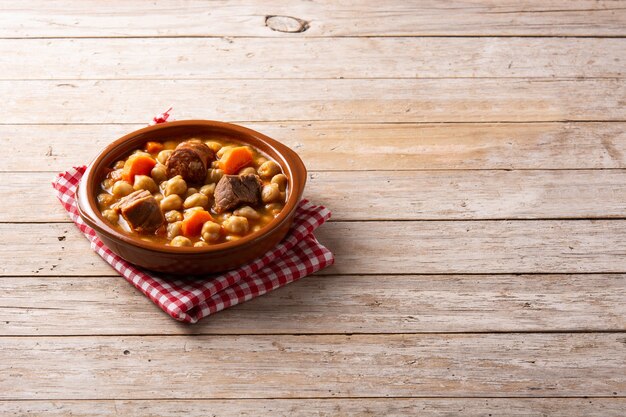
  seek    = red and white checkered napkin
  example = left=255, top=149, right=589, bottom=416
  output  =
left=52, top=166, right=334, bottom=323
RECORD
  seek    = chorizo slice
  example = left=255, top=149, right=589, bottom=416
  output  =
left=166, top=140, right=214, bottom=183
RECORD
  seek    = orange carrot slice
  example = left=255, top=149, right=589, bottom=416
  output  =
left=181, top=210, right=214, bottom=237
left=122, top=154, right=157, bottom=183
left=145, top=141, right=164, bottom=154
left=219, top=146, right=253, bottom=175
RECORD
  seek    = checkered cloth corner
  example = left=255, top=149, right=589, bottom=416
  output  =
left=52, top=166, right=334, bottom=323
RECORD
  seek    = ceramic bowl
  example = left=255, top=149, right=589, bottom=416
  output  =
left=76, top=120, right=306, bottom=275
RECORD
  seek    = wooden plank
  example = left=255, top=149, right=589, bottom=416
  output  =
left=1, top=274, right=624, bottom=335
left=0, top=333, right=623, bottom=398
left=312, top=170, right=626, bottom=220
left=5, top=220, right=626, bottom=276
left=10, top=169, right=626, bottom=223
left=3, top=122, right=626, bottom=172
left=2, top=398, right=625, bottom=417
left=323, top=220, right=626, bottom=274
left=1, top=0, right=625, bottom=37
left=3, top=79, right=626, bottom=124
left=2, top=37, right=625, bottom=80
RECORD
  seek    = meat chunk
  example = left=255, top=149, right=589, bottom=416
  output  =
left=213, top=174, right=262, bottom=213
left=166, top=140, right=214, bottom=183
left=112, top=190, right=164, bottom=232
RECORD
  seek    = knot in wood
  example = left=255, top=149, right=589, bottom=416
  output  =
left=265, top=15, right=310, bottom=33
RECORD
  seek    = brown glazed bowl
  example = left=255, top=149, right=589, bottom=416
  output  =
left=76, top=120, right=307, bottom=275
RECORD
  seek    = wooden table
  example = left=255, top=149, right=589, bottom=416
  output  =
left=2, top=1, right=625, bottom=415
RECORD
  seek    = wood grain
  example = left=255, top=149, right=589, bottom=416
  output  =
left=9, top=169, right=626, bottom=222
left=323, top=220, right=626, bottom=274
left=2, top=0, right=625, bottom=37
left=0, top=274, right=624, bottom=335
left=3, top=79, right=626, bottom=124
left=0, top=333, right=624, bottom=398
left=3, top=122, right=626, bottom=172
left=1, top=0, right=625, bottom=412
left=2, top=398, right=625, bottom=417
left=2, top=37, right=625, bottom=80
left=6, top=220, right=626, bottom=276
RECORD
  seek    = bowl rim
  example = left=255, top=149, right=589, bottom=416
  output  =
left=76, top=119, right=307, bottom=254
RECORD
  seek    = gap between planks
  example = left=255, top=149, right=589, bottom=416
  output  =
left=3, top=35, right=626, bottom=39
left=0, top=396, right=624, bottom=399
left=4, top=120, right=626, bottom=124
left=1, top=332, right=626, bottom=338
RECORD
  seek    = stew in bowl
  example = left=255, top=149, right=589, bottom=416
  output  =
left=98, top=137, right=288, bottom=247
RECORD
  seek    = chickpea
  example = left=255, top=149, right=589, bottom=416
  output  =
left=261, top=183, right=281, bottom=203
left=112, top=180, right=134, bottom=197
left=170, top=236, right=192, bottom=247
left=164, top=210, right=183, bottom=223
left=160, top=194, right=183, bottom=211
left=153, top=193, right=164, bottom=203
left=151, top=164, right=167, bottom=183
left=164, top=175, right=187, bottom=196
left=102, top=209, right=119, bottom=223
left=97, top=193, right=115, bottom=208
left=201, top=221, right=222, bottom=242
left=102, top=178, right=115, bottom=189
left=184, top=187, right=198, bottom=199
left=167, top=221, right=183, bottom=240
left=234, top=205, right=261, bottom=220
left=255, top=156, right=268, bottom=166
left=265, top=203, right=284, bottom=216
left=260, top=214, right=274, bottom=224
left=194, top=241, right=209, bottom=248
left=216, top=145, right=234, bottom=159
left=157, top=149, right=173, bottom=165
left=206, top=168, right=224, bottom=184
left=223, top=215, right=249, bottom=235
left=211, top=160, right=220, bottom=169
left=184, top=206, right=204, bottom=217
left=110, top=169, right=124, bottom=181
left=183, top=192, right=209, bottom=209
left=113, top=160, right=125, bottom=170
left=162, top=141, right=178, bottom=150
left=258, top=160, right=281, bottom=179
left=239, top=166, right=257, bottom=175
left=200, top=183, right=216, bottom=197
left=271, top=174, right=288, bottom=191
left=214, top=211, right=231, bottom=221
left=205, top=141, right=222, bottom=153
left=133, top=175, right=158, bottom=193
